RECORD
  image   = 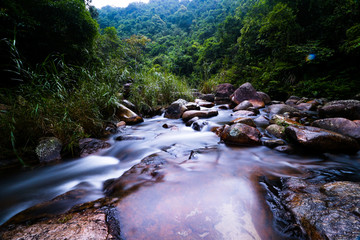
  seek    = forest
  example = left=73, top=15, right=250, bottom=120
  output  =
left=0, top=0, right=359, bottom=163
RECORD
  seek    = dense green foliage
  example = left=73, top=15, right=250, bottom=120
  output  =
left=98, top=0, right=360, bottom=99
left=0, top=0, right=359, bottom=165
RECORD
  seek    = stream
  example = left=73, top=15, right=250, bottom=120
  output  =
left=1, top=105, right=360, bottom=239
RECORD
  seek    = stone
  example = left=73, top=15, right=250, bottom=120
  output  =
left=185, top=102, right=200, bottom=111
left=116, top=121, right=126, bottom=128
left=294, top=102, right=315, bottom=111
left=191, top=120, right=209, bottom=131
left=115, top=135, right=145, bottom=141
left=270, top=114, right=302, bottom=127
left=257, top=91, right=271, bottom=105
left=265, top=124, right=286, bottom=139
left=195, top=99, right=215, bottom=108
left=35, top=137, right=62, bottom=163
left=312, top=118, right=360, bottom=141
left=182, top=110, right=218, bottom=122
left=318, top=100, right=360, bottom=120
left=199, top=94, right=215, bottom=102
left=215, top=83, right=236, bottom=99
left=115, top=103, right=143, bottom=124
left=274, top=145, right=295, bottom=154
left=185, top=117, right=199, bottom=127
left=219, top=123, right=262, bottom=146
left=268, top=104, right=300, bottom=116
left=79, top=138, right=111, bottom=157
left=230, top=117, right=256, bottom=127
left=233, top=100, right=253, bottom=111
left=262, top=139, right=286, bottom=148
left=285, top=96, right=301, bottom=105
left=278, top=178, right=360, bottom=240
left=230, top=82, right=265, bottom=108
left=121, top=99, right=136, bottom=111
left=285, top=125, right=360, bottom=153
left=164, top=99, right=188, bottom=119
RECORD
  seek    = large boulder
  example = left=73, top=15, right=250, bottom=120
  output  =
left=219, top=123, right=262, bottom=146
left=164, top=99, right=188, bottom=119
left=115, top=103, right=143, bottom=125
left=79, top=138, right=111, bottom=157
left=312, top=118, right=360, bottom=141
left=35, top=137, right=62, bottom=163
left=215, top=83, right=236, bottom=99
left=318, top=100, right=360, bottom=120
left=182, top=110, right=218, bottom=121
left=278, top=177, right=360, bottom=240
left=285, top=125, right=360, bottom=153
left=230, top=82, right=265, bottom=108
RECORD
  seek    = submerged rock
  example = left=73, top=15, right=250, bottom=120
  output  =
left=35, top=137, right=62, bottom=163
left=219, top=123, right=262, bottom=146
left=79, top=138, right=111, bottom=157
left=318, top=100, right=360, bottom=120
left=285, top=125, right=360, bottom=153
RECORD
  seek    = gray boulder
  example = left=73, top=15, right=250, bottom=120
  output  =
left=318, top=100, right=360, bottom=120
left=35, top=137, right=62, bottom=163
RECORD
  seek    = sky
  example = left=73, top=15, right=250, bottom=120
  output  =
left=91, top=0, right=150, bottom=9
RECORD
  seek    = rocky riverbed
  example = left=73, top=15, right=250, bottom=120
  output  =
left=1, top=82, right=360, bottom=239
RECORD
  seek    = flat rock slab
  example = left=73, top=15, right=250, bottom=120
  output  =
left=279, top=178, right=360, bottom=240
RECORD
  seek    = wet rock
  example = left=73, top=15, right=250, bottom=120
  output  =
left=182, top=110, right=218, bottom=122
left=279, top=178, right=360, bottom=240
left=0, top=207, right=110, bottom=240
left=185, top=102, right=200, bottom=111
left=230, top=117, right=256, bottom=127
left=115, top=103, right=144, bottom=125
left=318, top=100, right=360, bottom=120
left=312, top=118, right=360, bottom=141
left=192, top=120, right=209, bottom=131
left=219, top=123, right=262, bottom=146
left=232, top=110, right=256, bottom=117
left=254, top=115, right=270, bottom=128
left=215, top=83, right=236, bottom=99
left=233, top=100, right=253, bottom=111
left=230, top=82, right=265, bottom=108
left=116, top=121, right=126, bottom=128
left=35, top=137, right=62, bottom=163
left=195, top=99, right=215, bottom=108
left=268, top=104, right=300, bottom=116
left=115, top=135, right=145, bottom=141
left=294, top=102, right=315, bottom=111
left=218, top=104, right=231, bottom=110
left=266, top=124, right=286, bottom=139
left=270, top=114, right=302, bottom=127
left=79, top=138, right=111, bottom=157
left=185, top=116, right=199, bottom=127
left=164, top=99, right=188, bottom=119
left=285, top=125, right=360, bottom=153
left=257, top=91, right=271, bottom=105
left=262, top=139, right=286, bottom=148
left=104, top=153, right=169, bottom=197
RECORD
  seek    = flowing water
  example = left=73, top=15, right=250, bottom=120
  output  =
left=1, top=106, right=360, bottom=239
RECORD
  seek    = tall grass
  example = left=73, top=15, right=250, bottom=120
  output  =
left=129, top=69, right=193, bottom=114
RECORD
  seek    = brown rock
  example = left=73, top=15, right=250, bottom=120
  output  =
left=257, top=91, right=271, bottom=105
left=265, top=124, right=286, bottom=139
left=219, top=123, right=262, bottom=146
left=312, top=118, right=360, bottom=141
left=182, top=110, right=218, bottom=121
left=285, top=125, right=360, bottom=153
left=115, top=103, right=143, bottom=124
left=233, top=100, right=253, bottom=111
left=215, top=83, right=236, bottom=98
left=268, top=104, right=300, bottom=116
left=230, top=82, right=265, bottom=108
left=232, top=110, right=256, bottom=117
left=230, top=117, right=256, bottom=127
left=195, top=99, right=215, bottom=108
left=164, top=99, right=188, bottom=119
